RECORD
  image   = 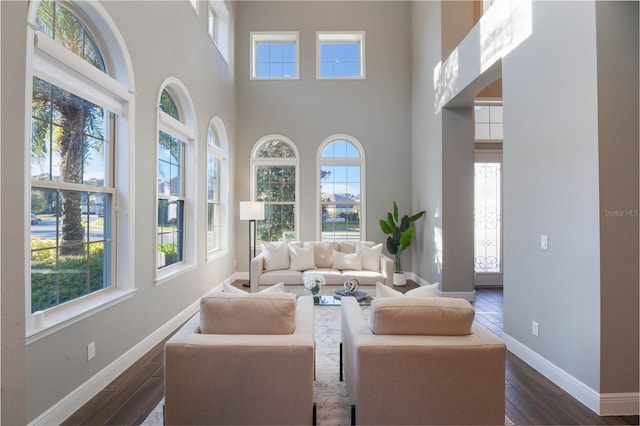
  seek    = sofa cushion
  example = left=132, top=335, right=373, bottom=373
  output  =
left=261, top=242, right=290, bottom=271
left=376, top=282, right=439, bottom=298
left=200, top=292, right=296, bottom=335
left=369, top=297, right=475, bottom=336
left=259, top=270, right=303, bottom=285
left=303, top=269, right=344, bottom=285
left=308, top=242, right=339, bottom=268
left=356, top=242, right=382, bottom=272
left=342, top=270, right=386, bottom=285
left=332, top=250, right=362, bottom=270
left=258, top=281, right=286, bottom=293
left=289, top=243, right=315, bottom=271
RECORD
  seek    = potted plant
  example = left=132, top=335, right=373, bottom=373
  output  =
left=379, top=201, right=426, bottom=286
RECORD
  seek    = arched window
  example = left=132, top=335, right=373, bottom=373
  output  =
left=206, top=117, right=229, bottom=257
left=28, top=0, right=134, bottom=334
left=156, top=80, right=197, bottom=279
left=251, top=136, right=299, bottom=242
left=318, top=135, right=366, bottom=241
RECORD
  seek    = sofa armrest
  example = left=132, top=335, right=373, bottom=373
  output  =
left=165, top=296, right=315, bottom=425
left=380, top=254, right=393, bottom=285
left=250, top=253, right=265, bottom=293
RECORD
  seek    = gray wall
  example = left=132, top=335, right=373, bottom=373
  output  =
left=234, top=1, right=413, bottom=271
left=411, top=0, right=443, bottom=286
left=411, top=0, right=639, bottom=399
left=502, top=0, right=602, bottom=389
left=2, top=1, right=237, bottom=422
left=595, top=1, right=639, bottom=393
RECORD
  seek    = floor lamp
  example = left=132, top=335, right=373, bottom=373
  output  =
left=240, top=201, right=265, bottom=288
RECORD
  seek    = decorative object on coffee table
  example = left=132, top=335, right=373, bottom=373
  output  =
left=335, top=279, right=367, bottom=301
left=379, top=201, right=426, bottom=286
left=343, top=278, right=360, bottom=295
left=304, top=272, right=326, bottom=295
left=240, top=201, right=265, bottom=288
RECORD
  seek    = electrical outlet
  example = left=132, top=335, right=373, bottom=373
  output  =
left=88, top=341, right=96, bottom=361
left=540, top=235, right=549, bottom=250
left=532, top=321, right=539, bottom=337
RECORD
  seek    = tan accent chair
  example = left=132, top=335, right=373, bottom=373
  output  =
left=164, top=293, right=315, bottom=425
left=341, top=296, right=506, bottom=425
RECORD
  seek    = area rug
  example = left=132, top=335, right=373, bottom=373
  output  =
left=142, top=306, right=513, bottom=425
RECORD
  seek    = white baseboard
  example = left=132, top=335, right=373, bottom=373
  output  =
left=29, top=278, right=234, bottom=426
left=503, top=333, right=640, bottom=416
left=408, top=273, right=476, bottom=301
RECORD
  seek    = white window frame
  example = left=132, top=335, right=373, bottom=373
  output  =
left=206, top=117, right=229, bottom=260
left=316, top=134, right=366, bottom=241
left=250, top=31, right=300, bottom=80
left=250, top=135, right=300, bottom=242
left=155, top=79, right=198, bottom=285
left=209, top=0, right=230, bottom=64
left=26, top=0, right=136, bottom=343
left=316, top=31, right=366, bottom=80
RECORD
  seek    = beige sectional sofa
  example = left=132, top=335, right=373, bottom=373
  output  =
left=164, top=293, right=315, bottom=425
left=250, top=240, right=393, bottom=293
left=341, top=296, right=507, bottom=425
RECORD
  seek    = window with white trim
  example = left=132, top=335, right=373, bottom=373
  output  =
left=156, top=82, right=196, bottom=278
left=206, top=117, right=228, bottom=256
left=318, top=135, right=365, bottom=241
left=251, top=32, right=299, bottom=79
left=209, top=0, right=230, bottom=63
left=317, top=32, right=365, bottom=79
left=251, top=136, right=299, bottom=242
left=29, top=0, right=134, bottom=328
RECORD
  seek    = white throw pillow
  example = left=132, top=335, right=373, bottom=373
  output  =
left=357, top=242, right=382, bottom=272
left=376, top=282, right=403, bottom=298
left=332, top=250, right=362, bottom=271
left=259, top=282, right=285, bottom=293
left=261, top=242, right=290, bottom=271
left=405, top=282, right=440, bottom=297
left=375, top=281, right=440, bottom=298
left=289, top=243, right=316, bottom=271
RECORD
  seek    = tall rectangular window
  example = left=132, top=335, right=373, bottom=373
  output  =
left=157, top=132, right=185, bottom=269
left=317, top=32, right=365, bottom=79
left=209, top=0, right=230, bottom=64
left=31, top=77, right=115, bottom=313
left=474, top=163, right=501, bottom=273
left=207, top=154, right=220, bottom=252
left=251, top=32, right=299, bottom=79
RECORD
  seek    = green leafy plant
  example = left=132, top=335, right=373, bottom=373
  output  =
left=379, top=201, right=426, bottom=273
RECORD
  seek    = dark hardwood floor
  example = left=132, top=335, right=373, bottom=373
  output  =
left=65, top=285, right=639, bottom=425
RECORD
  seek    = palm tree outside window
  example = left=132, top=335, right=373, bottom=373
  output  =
left=30, top=0, right=115, bottom=312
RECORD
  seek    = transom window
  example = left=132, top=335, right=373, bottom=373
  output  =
left=317, top=32, right=365, bottom=79
left=474, top=102, right=503, bottom=141
left=318, top=136, right=365, bottom=241
left=206, top=117, right=228, bottom=256
left=251, top=32, right=299, bottom=79
left=251, top=136, right=299, bottom=242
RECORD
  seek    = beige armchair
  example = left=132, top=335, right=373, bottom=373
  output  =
left=341, top=296, right=506, bottom=425
left=164, top=293, right=315, bottom=425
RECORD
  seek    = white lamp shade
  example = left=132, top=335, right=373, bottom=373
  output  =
left=240, top=201, right=265, bottom=221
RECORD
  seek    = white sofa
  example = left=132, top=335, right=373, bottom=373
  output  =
left=250, top=241, right=393, bottom=293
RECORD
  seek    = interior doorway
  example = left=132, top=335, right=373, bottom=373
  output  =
left=474, top=102, right=503, bottom=287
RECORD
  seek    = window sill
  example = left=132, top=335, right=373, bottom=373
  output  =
left=26, top=287, right=137, bottom=344
left=206, top=249, right=228, bottom=263
left=155, top=263, right=197, bottom=286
